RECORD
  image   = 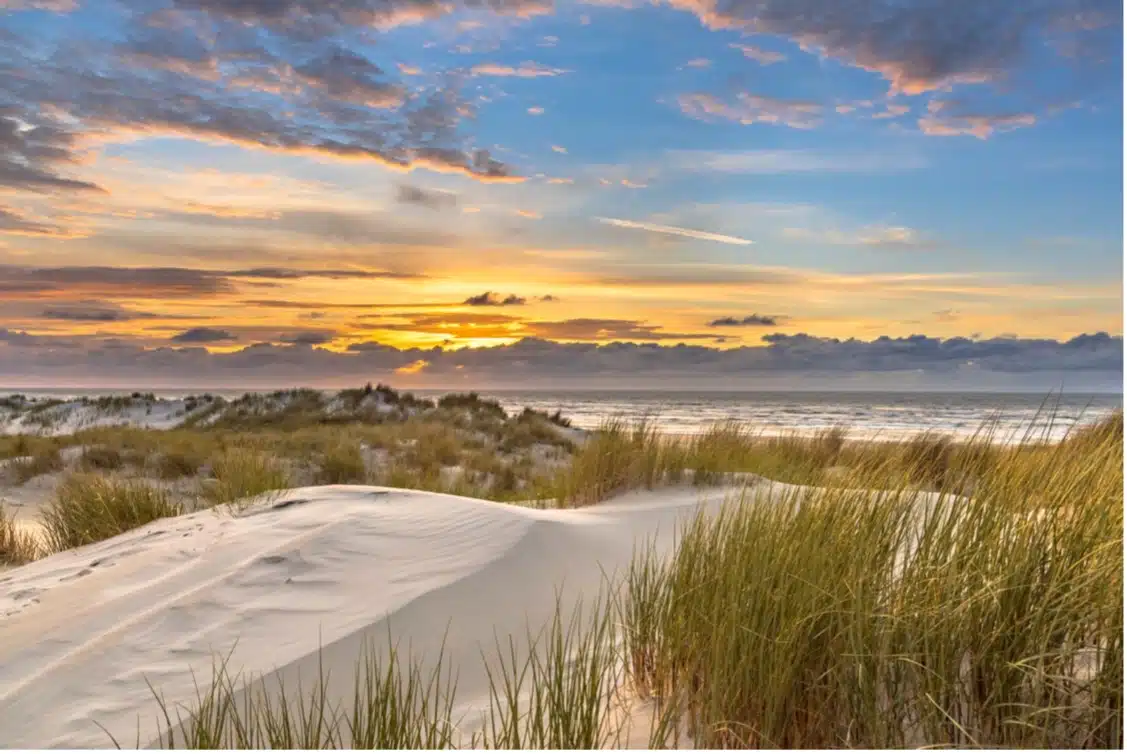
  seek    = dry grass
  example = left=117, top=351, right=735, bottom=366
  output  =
left=7, top=446, right=64, bottom=484
left=81, top=410, right=1121, bottom=749
left=203, top=448, right=291, bottom=507
left=625, top=413, right=1123, bottom=749
left=0, top=504, right=41, bottom=565
left=41, top=474, right=183, bottom=553
left=315, top=440, right=368, bottom=484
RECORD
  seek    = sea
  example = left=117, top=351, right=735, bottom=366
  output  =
left=2, top=388, right=1122, bottom=443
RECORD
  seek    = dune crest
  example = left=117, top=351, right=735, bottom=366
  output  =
left=0, top=482, right=770, bottom=748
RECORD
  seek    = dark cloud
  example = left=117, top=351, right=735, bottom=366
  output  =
left=396, top=184, right=457, bottom=211
left=170, top=327, right=238, bottom=344
left=3, top=331, right=1118, bottom=388
left=0, top=114, right=102, bottom=194
left=294, top=45, right=404, bottom=108
left=539, top=295, right=560, bottom=302
left=668, top=0, right=1120, bottom=95
left=229, top=267, right=421, bottom=280
left=165, top=0, right=553, bottom=28
left=280, top=330, right=337, bottom=345
left=463, top=292, right=527, bottom=306
left=524, top=319, right=717, bottom=341
left=40, top=302, right=159, bottom=322
left=0, top=205, right=73, bottom=236
left=709, top=314, right=781, bottom=327
left=0, top=10, right=524, bottom=190
left=0, top=264, right=410, bottom=300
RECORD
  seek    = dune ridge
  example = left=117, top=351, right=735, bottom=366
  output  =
left=0, top=481, right=790, bottom=748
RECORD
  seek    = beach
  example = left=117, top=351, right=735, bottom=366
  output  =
left=0, top=390, right=1121, bottom=749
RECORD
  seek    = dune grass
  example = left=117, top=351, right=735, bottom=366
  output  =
left=623, top=413, right=1123, bottom=749
left=315, top=440, right=369, bottom=484
left=7, top=445, right=64, bottom=484
left=0, top=504, right=41, bottom=565
left=203, top=448, right=291, bottom=507
left=40, top=474, right=183, bottom=553
left=99, top=411, right=1121, bottom=749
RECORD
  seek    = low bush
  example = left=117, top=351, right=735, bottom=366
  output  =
left=80, top=445, right=124, bottom=471
left=316, top=441, right=368, bottom=484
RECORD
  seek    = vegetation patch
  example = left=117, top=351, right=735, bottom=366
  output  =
left=41, top=474, right=182, bottom=553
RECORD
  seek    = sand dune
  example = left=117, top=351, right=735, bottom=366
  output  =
left=0, top=481, right=796, bottom=748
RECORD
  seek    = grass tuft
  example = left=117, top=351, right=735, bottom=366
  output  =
left=315, top=441, right=368, bottom=484
left=41, top=474, right=183, bottom=553
left=0, top=504, right=42, bottom=565
left=203, top=449, right=291, bottom=507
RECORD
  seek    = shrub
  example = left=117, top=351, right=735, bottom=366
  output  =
left=79, top=445, right=124, bottom=471
left=153, top=450, right=204, bottom=480
left=41, top=474, right=182, bottom=552
left=316, top=441, right=368, bottom=484
left=204, top=449, right=290, bottom=506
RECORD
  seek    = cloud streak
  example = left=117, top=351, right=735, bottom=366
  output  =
left=598, top=217, right=754, bottom=246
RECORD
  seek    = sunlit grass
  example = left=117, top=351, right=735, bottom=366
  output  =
left=40, top=474, right=183, bottom=553
left=88, top=410, right=1122, bottom=749
left=203, top=448, right=291, bottom=507
left=0, top=504, right=41, bottom=565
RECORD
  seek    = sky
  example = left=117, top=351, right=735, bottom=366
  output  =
left=0, top=0, right=1123, bottom=390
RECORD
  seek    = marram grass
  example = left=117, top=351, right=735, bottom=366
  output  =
left=120, top=412, right=1122, bottom=749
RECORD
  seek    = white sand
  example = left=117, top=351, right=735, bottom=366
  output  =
left=0, top=482, right=789, bottom=748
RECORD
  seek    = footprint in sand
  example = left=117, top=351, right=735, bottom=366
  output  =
left=58, top=568, right=92, bottom=583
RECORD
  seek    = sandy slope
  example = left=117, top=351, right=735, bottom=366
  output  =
left=0, top=482, right=795, bottom=748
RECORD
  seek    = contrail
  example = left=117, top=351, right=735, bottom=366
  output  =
left=597, top=217, right=754, bottom=246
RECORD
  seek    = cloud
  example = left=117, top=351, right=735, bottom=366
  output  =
left=3, top=332, right=1118, bottom=388
left=678, top=92, right=822, bottom=129
left=523, top=319, right=716, bottom=342
left=527, top=106, right=545, bottom=115
left=39, top=302, right=159, bottom=322
left=0, top=1, right=75, bottom=12
left=470, top=62, right=570, bottom=77
left=0, top=115, right=102, bottom=194
left=729, top=43, right=786, bottom=65
left=872, top=103, right=911, bottom=119
left=0, top=20, right=523, bottom=187
left=395, top=359, right=430, bottom=375
left=280, top=330, right=337, bottom=346
left=685, top=58, right=712, bottom=68
left=709, top=314, right=781, bottom=327
left=0, top=205, right=76, bottom=237
left=148, top=0, right=554, bottom=29
left=919, top=100, right=1037, bottom=138
left=170, top=327, right=238, bottom=344
left=666, top=149, right=926, bottom=174
left=783, top=225, right=937, bottom=250
left=665, top=0, right=1118, bottom=95
left=0, top=264, right=417, bottom=300
left=597, top=217, right=754, bottom=246
left=551, top=145, right=567, bottom=153
left=293, top=45, right=405, bottom=108
left=463, top=292, right=527, bottom=306
left=395, top=183, right=457, bottom=210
